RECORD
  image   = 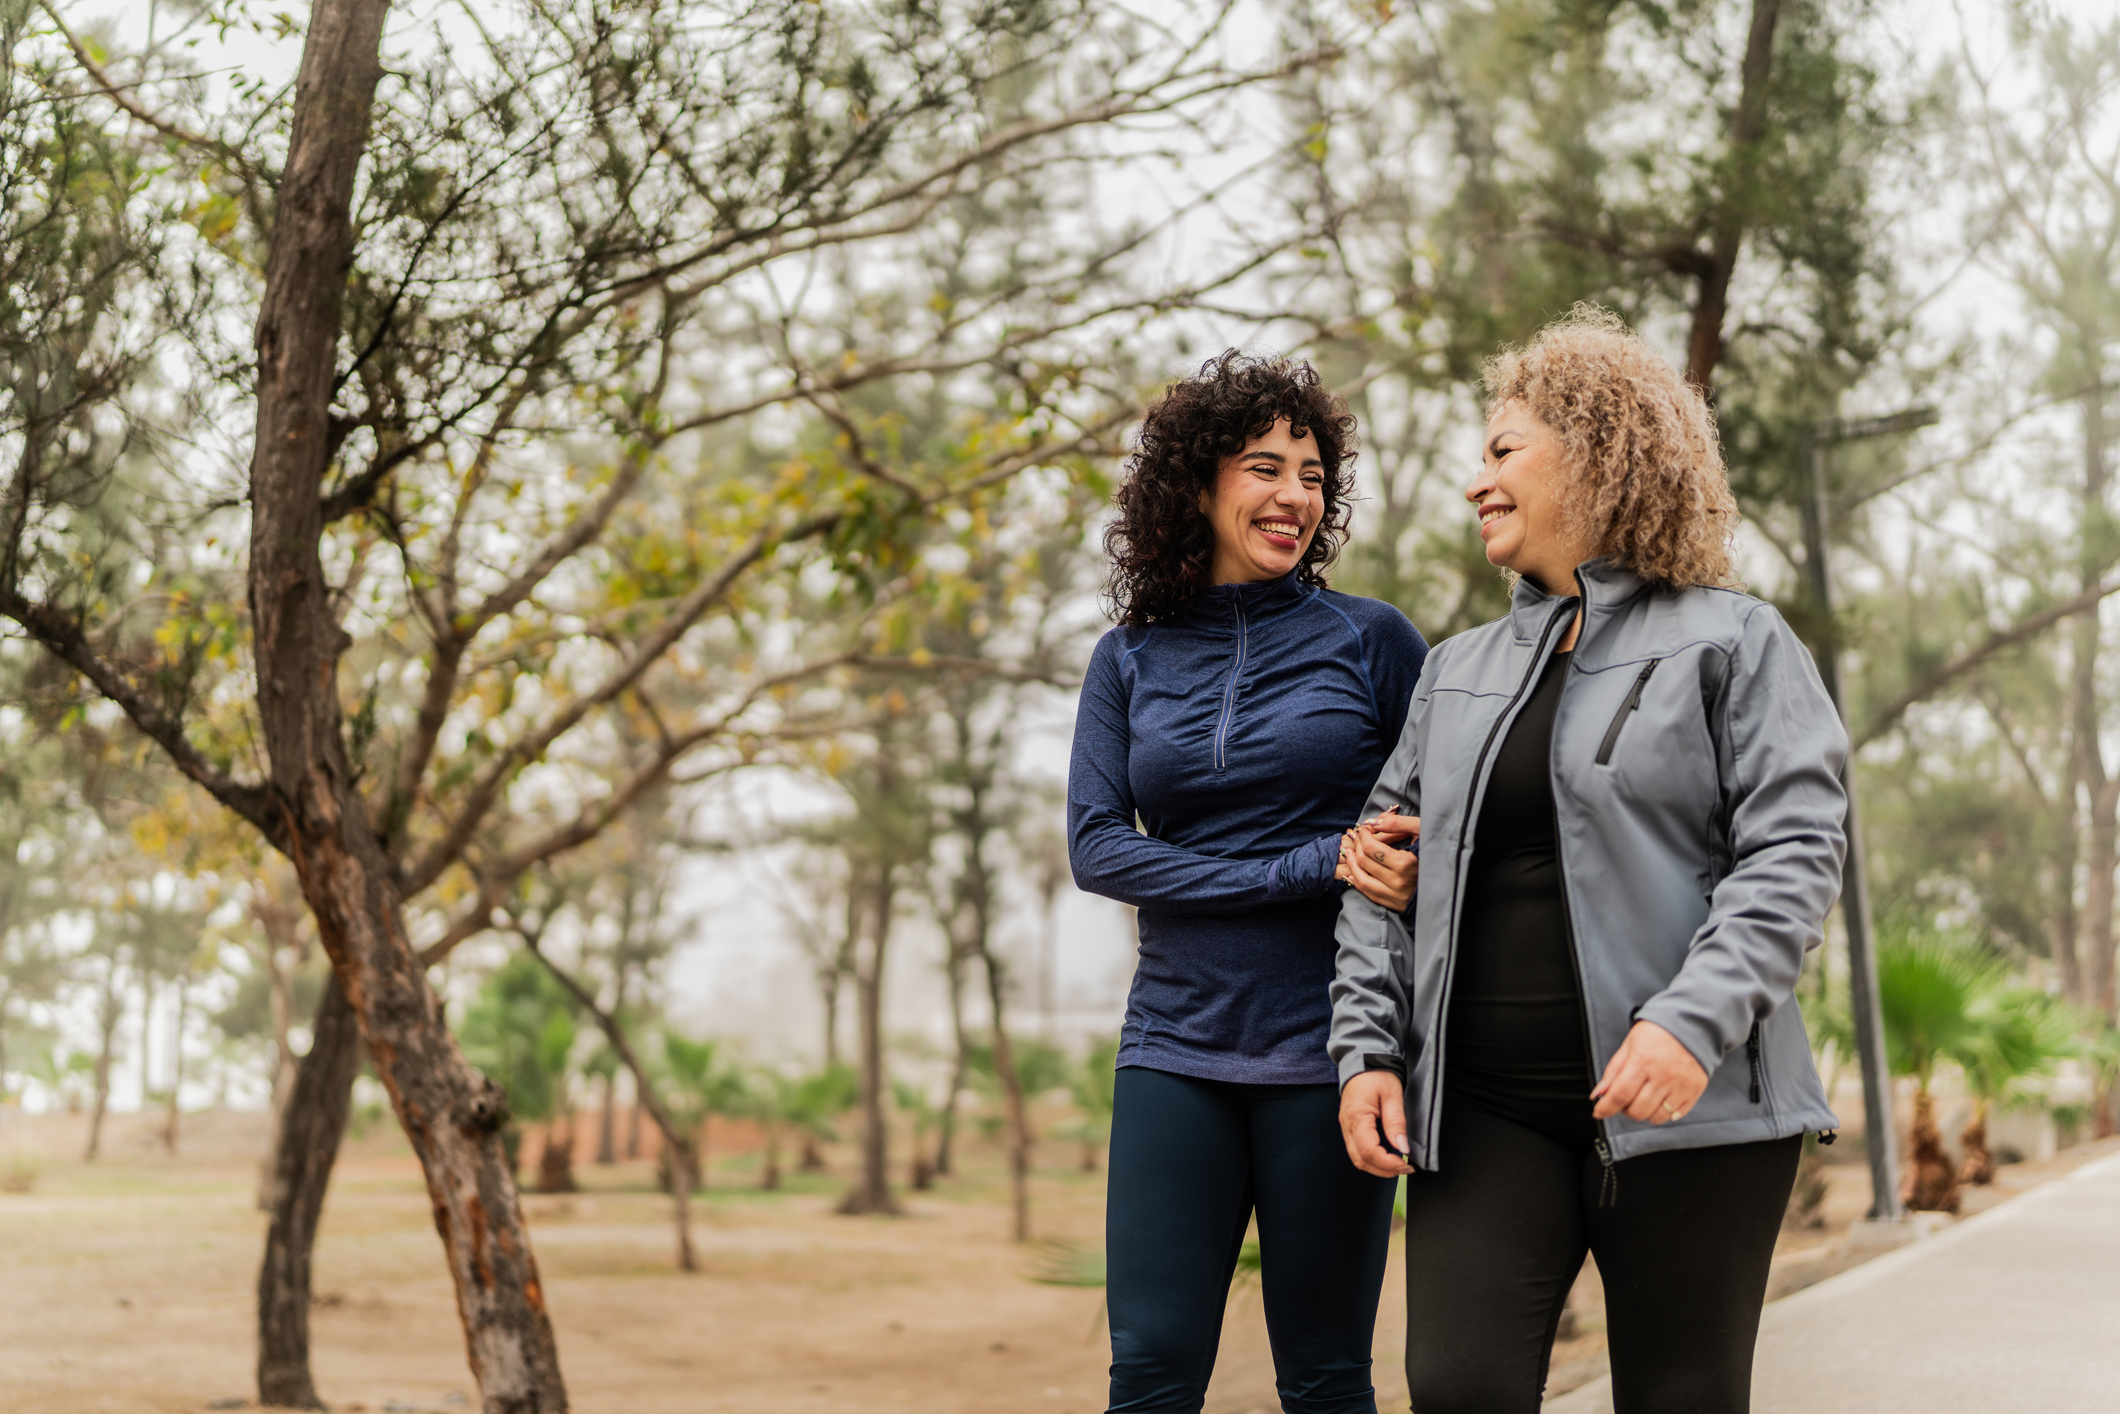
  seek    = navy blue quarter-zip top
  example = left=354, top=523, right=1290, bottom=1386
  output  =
left=1068, top=572, right=1428, bottom=1085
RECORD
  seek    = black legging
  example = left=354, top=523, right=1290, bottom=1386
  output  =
left=1401, top=1095, right=1800, bottom=1413
left=1105, top=1066, right=1397, bottom=1414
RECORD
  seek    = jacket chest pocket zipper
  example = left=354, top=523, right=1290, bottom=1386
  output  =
left=1594, top=659, right=1662, bottom=766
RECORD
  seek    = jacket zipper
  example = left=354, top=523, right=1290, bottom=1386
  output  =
left=1421, top=599, right=1574, bottom=1163
left=1550, top=623, right=1621, bottom=1207
left=1213, top=594, right=1248, bottom=770
left=1747, top=1021, right=1766, bottom=1104
left=1594, top=659, right=1662, bottom=766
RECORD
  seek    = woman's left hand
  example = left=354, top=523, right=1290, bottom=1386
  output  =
left=1591, top=1020, right=1709, bottom=1124
left=1337, top=820, right=1418, bottom=912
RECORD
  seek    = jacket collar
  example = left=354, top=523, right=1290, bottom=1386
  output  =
left=1507, top=557, right=1651, bottom=645
left=1183, top=570, right=1310, bottom=629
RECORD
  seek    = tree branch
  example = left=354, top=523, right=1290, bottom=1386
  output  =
left=1854, top=578, right=2120, bottom=750
left=0, top=587, right=280, bottom=842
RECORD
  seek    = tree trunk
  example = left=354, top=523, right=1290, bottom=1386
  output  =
left=983, top=954, right=1032, bottom=1243
left=84, top=956, right=123, bottom=1163
left=2053, top=767, right=2084, bottom=1005
left=759, top=1120, right=782, bottom=1191
left=837, top=870, right=900, bottom=1216
left=1682, top=0, right=1782, bottom=394
left=163, top=979, right=188, bottom=1155
left=933, top=931, right=970, bottom=1178
left=2085, top=780, right=2119, bottom=1021
left=1900, top=1090, right=1960, bottom=1214
left=595, top=1072, right=616, bottom=1165
left=2072, top=378, right=2117, bottom=1019
left=536, top=1125, right=577, bottom=1194
left=1957, top=1100, right=1996, bottom=1187
left=246, top=4, right=567, bottom=1407
left=257, top=977, right=362, bottom=1411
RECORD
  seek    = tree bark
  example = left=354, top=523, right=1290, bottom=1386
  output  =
left=256, top=977, right=361, bottom=1410
left=837, top=866, right=901, bottom=1216
left=1682, top=0, right=1782, bottom=394
left=246, top=3, right=567, bottom=1408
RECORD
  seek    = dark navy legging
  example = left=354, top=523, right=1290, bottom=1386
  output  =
left=1105, top=1066, right=1397, bottom=1414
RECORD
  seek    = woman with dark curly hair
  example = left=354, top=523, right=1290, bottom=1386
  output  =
left=1068, top=350, right=1429, bottom=1414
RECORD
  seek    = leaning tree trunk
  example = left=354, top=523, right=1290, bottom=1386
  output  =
left=246, top=3, right=566, bottom=1408
left=522, top=942, right=696, bottom=1271
left=257, top=978, right=362, bottom=1410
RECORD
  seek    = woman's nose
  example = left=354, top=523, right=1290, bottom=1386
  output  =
left=1465, top=470, right=1493, bottom=504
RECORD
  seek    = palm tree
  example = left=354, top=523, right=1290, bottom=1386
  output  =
left=659, top=1033, right=747, bottom=1193
left=1951, top=987, right=2083, bottom=1185
left=786, top=1064, right=859, bottom=1172
left=1877, top=925, right=2002, bottom=1214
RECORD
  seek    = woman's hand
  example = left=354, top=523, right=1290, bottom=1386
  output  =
left=1591, top=1020, right=1709, bottom=1124
left=1337, top=813, right=1419, bottom=912
left=1340, top=1070, right=1416, bottom=1177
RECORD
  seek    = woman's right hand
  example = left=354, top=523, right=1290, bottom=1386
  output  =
left=1337, top=814, right=1419, bottom=911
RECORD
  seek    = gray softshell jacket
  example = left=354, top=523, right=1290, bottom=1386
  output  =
left=1328, top=558, right=1844, bottom=1165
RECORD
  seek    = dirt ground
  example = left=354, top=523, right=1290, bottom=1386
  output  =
left=0, top=1108, right=2106, bottom=1414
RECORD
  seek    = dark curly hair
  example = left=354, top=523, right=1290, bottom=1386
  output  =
left=1103, top=351, right=1358, bottom=626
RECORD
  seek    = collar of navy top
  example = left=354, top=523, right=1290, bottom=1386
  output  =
left=1181, top=569, right=1311, bottom=630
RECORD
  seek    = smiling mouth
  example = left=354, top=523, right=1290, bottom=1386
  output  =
left=1255, top=518, right=1303, bottom=546
left=1479, top=505, right=1515, bottom=527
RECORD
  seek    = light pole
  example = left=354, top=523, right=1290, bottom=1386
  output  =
left=1801, top=407, right=1937, bottom=1223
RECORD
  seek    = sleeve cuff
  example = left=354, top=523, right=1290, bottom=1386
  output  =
left=1632, top=1000, right=1727, bottom=1078
left=1267, top=834, right=1342, bottom=901
left=1337, top=1051, right=1403, bottom=1086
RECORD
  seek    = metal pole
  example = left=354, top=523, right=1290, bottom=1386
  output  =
left=1802, top=427, right=1914, bottom=1222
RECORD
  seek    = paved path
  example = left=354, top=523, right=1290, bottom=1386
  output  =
left=1545, top=1148, right=2120, bottom=1413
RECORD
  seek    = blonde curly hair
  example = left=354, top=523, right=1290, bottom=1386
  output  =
left=1483, top=306, right=1740, bottom=590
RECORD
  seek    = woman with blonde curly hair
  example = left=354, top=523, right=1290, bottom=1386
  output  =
left=1326, top=309, right=1847, bottom=1413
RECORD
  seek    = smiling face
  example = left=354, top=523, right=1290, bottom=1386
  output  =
left=1205, top=419, right=1325, bottom=585
left=1468, top=400, right=1597, bottom=596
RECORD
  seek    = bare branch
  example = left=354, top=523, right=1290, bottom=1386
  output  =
left=1854, top=579, right=2120, bottom=750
